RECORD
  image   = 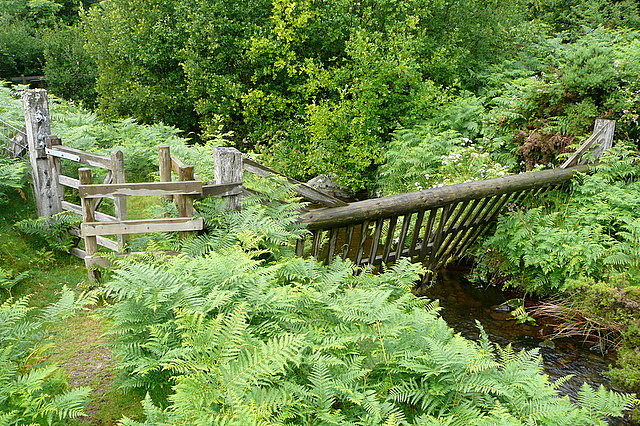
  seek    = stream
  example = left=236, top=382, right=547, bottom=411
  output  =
left=421, top=266, right=618, bottom=401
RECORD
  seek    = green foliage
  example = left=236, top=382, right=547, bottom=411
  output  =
left=0, top=0, right=96, bottom=78
left=14, top=211, right=81, bottom=253
left=474, top=144, right=640, bottom=294
left=79, top=0, right=529, bottom=192
left=43, top=24, right=97, bottom=107
left=101, top=196, right=636, bottom=424
left=0, top=158, right=28, bottom=205
left=378, top=126, right=510, bottom=195
left=0, top=289, right=95, bottom=424
left=0, top=267, right=29, bottom=298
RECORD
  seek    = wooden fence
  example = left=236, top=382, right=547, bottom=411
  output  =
left=20, top=88, right=615, bottom=280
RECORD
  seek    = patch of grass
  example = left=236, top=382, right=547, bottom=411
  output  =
left=48, top=313, right=143, bottom=425
left=0, top=190, right=87, bottom=306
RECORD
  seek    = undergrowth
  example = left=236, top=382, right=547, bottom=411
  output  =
left=473, top=143, right=640, bottom=401
left=99, top=186, right=637, bottom=425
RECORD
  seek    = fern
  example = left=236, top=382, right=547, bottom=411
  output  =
left=0, top=292, right=92, bottom=424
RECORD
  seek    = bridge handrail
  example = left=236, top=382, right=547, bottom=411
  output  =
left=300, top=165, right=589, bottom=230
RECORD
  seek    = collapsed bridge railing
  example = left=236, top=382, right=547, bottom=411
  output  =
left=297, top=119, right=615, bottom=275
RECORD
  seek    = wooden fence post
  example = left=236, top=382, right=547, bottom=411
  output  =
left=592, top=119, right=616, bottom=161
left=111, top=149, right=128, bottom=250
left=22, top=89, right=61, bottom=217
left=177, top=165, right=195, bottom=238
left=79, top=167, right=100, bottom=281
left=158, top=145, right=173, bottom=200
left=213, top=147, right=243, bottom=210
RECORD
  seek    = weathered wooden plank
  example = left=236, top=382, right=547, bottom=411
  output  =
left=408, top=210, right=425, bottom=256
left=81, top=217, right=204, bottom=237
left=46, top=145, right=113, bottom=169
left=70, top=247, right=85, bottom=259
left=394, top=213, right=412, bottom=261
left=61, top=201, right=117, bottom=222
left=592, top=119, right=615, bottom=160
left=418, top=208, right=437, bottom=260
left=311, top=230, right=323, bottom=258
left=561, top=120, right=615, bottom=168
left=79, top=180, right=202, bottom=198
left=326, top=228, right=339, bottom=260
left=200, top=182, right=243, bottom=198
left=84, top=255, right=111, bottom=269
left=68, top=226, right=120, bottom=251
left=425, top=205, right=451, bottom=268
left=58, top=175, right=80, bottom=189
left=367, top=219, right=385, bottom=265
left=243, top=157, right=347, bottom=208
left=300, top=165, right=589, bottom=230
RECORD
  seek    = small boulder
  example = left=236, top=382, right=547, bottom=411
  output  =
left=306, top=174, right=350, bottom=199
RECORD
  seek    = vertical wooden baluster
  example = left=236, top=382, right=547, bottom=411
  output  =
left=311, top=230, right=323, bottom=259
left=381, top=216, right=397, bottom=264
left=394, top=213, right=412, bottom=261
left=425, top=205, right=451, bottom=270
left=326, top=228, right=339, bottom=261
left=355, top=221, right=370, bottom=265
left=368, top=219, right=384, bottom=265
left=158, top=145, right=172, bottom=201
left=342, top=225, right=355, bottom=260
left=408, top=210, right=425, bottom=257
left=418, top=208, right=437, bottom=261
left=111, top=149, right=127, bottom=250
left=79, top=168, right=99, bottom=281
left=177, top=165, right=195, bottom=239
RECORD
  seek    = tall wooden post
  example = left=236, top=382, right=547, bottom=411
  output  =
left=79, top=168, right=100, bottom=281
left=110, top=149, right=128, bottom=250
left=23, top=89, right=61, bottom=217
left=592, top=119, right=616, bottom=160
left=158, top=145, right=173, bottom=200
left=213, top=147, right=243, bottom=210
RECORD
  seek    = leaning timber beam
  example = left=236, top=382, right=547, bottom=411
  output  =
left=299, top=165, right=589, bottom=230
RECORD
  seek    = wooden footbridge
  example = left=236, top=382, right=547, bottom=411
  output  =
left=13, top=89, right=615, bottom=278
left=296, top=119, right=615, bottom=273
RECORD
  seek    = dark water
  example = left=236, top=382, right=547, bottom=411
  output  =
left=420, top=266, right=619, bottom=401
